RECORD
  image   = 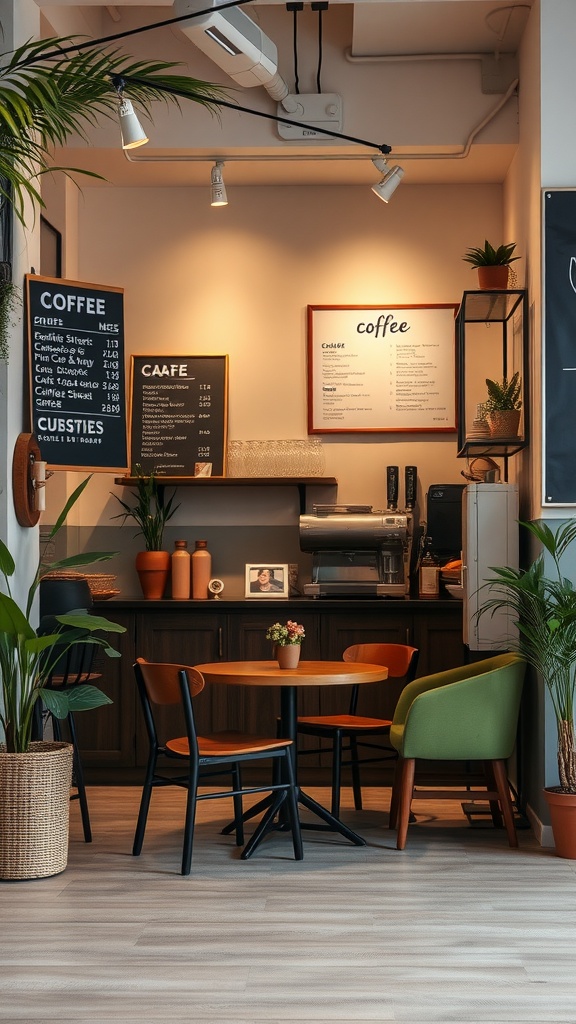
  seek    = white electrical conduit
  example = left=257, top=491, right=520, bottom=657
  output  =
left=345, top=50, right=489, bottom=63
left=124, top=75, right=518, bottom=167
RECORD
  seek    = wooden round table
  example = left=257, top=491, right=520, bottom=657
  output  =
left=195, top=660, right=388, bottom=848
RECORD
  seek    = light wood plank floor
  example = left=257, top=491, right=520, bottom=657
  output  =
left=1, top=785, right=576, bottom=1024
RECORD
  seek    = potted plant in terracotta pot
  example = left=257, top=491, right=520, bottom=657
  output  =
left=0, top=477, right=126, bottom=879
left=112, top=467, right=179, bottom=599
left=463, top=240, right=520, bottom=289
left=484, top=372, right=522, bottom=438
left=266, top=619, right=306, bottom=669
left=479, top=519, right=576, bottom=858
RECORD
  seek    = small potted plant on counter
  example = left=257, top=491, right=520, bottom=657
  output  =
left=0, top=477, right=125, bottom=879
left=112, top=466, right=179, bottom=599
left=479, top=519, right=576, bottom=858
left=463, top=240, right=520, bottom=289
left=484, top=371, right=522, bottom=438
left=266, top=619, right=306, bottom=669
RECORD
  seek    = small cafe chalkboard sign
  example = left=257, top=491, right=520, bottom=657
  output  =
left=26, top=274, right=128, bottom=471
left=129, top=355, right=228, bottom=477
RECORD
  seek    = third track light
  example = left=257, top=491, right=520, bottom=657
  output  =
left=371, top=157, right=404, bottom=203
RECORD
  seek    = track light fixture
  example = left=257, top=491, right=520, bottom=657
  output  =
left=371, top=157, right=404, bottom=203
left=210, top=161, right=228, bottom=206
left=112, top=77, right=149, bottom=150
left=118, top=97, right=149, bottom=150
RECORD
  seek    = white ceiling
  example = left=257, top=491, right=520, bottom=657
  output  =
left=36, top=0, right=533, bottom=186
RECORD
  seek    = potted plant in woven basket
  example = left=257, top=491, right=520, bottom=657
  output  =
left=479, top=519, right=576, bottom=858
left=463, top=240, right=520, bottom=289
left=112, top=466, right=179, bottom=599
left=0, top=478, right=125, bottom=880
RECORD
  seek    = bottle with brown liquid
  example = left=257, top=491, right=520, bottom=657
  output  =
left=192, top=540, right=212, bottom=600
left=171, top=540, right=191, bottom=600
left=418, top=537, right=440, bottom=600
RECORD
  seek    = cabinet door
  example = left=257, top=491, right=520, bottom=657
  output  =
left=320, top=609, right=413, bottom=720
left=412, top=606, right=464, bottom=676
left=75, top=611, right=136, bottom=768
left=135, top=611, right=224, bottom=765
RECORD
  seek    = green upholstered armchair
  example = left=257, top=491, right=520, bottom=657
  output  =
left=388, top=653, right=526, bottom=849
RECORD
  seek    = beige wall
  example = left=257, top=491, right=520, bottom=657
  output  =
left=68, top=180, right=503, bottom=518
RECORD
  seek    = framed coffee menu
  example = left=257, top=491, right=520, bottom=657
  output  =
left=129, top=355, right=228, bottom=477
left=307, top=304, right=458, bottom=433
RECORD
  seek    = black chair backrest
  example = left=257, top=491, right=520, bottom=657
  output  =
left=37, top=614, right=98, bottom=687
left=40, top=578, right=92, bottom=619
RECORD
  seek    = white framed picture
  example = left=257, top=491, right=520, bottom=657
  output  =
left=245, top=564, right=289, bottom=598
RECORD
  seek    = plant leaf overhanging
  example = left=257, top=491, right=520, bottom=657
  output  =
left=0, top=35, right=227, bottom=222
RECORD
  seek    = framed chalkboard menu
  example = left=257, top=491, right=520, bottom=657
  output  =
left=129, top=355, right=228, bottom=477
left=543, top=190, right=576, bottom=505
left=26, top=274, right=128, bottom=471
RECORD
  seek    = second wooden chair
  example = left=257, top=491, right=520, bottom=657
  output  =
left=297, top=642, right=419, bottom=816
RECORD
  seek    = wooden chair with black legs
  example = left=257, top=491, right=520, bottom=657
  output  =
left=133, top=658, right=303, bottom=875
left=297, top=642, right=419, bottom=817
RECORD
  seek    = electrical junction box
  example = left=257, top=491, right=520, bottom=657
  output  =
left=276, top=93, right=342, bottom=141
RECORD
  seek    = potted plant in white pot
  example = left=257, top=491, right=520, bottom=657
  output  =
left=0, top=477, right=126, bottom=879
left=484, top=371, right=522, bottom=439
left=463, top=240, right=520, bottom=289
left=479, top=518, right=576, bottom=857
left=112, top=467, right=179, bottom=599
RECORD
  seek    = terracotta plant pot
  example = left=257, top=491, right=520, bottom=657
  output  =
left=135, top=550, right=170, bottom=599
left=276, top=644, right=301, bottom=670
left=544, top=788, right=576, bottom=859
left=477, top=265, right=510, bottom=290
left=487, top=409, right=521, bottom=439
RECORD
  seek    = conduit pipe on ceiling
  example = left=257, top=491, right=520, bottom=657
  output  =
left=345, top=50, right=489, bottom=63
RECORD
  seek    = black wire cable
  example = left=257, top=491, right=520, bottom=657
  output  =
left=316, top=7, right=323, bottom=94
left=293, top=7, right=300, bottom=95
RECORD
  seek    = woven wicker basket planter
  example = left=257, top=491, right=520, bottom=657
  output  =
left=0, top=741, right=73, bottom=880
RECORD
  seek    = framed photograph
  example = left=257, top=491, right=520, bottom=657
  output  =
left=245, top=564, right=289, bottom=598
left=307, top=304, right=458, bottom=433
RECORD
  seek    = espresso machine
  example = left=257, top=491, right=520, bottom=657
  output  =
left=299, top=467, right=416, bottom=598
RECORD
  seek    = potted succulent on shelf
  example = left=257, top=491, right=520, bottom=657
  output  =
left=484, top=372, right=522, bottom=438
left=112, top=467, right=179, bottom=599
left=463, top=240, right=520, bottom=289
left=266, top=619, right=306, bottom=669
left=0, top=477, right=125, bottom=879
left=479, top=519, right=576, bottom=858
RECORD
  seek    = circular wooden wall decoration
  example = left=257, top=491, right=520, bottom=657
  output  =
left=12, top=433, right=41, bottom=527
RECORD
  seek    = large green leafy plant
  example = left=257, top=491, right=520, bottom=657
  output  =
left=480, top=519, right=576, bottom=793
left=0, top=478, right=126, bottom=753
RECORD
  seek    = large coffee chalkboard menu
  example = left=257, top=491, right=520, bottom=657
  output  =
left=543, top=190, right=576, bottom=505
left=129, top=355, right=228, bottom=476
left=26, top=275, right=128, bottom=471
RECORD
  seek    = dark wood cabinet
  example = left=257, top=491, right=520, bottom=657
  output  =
left=82, top=597, right=463, bottom=781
